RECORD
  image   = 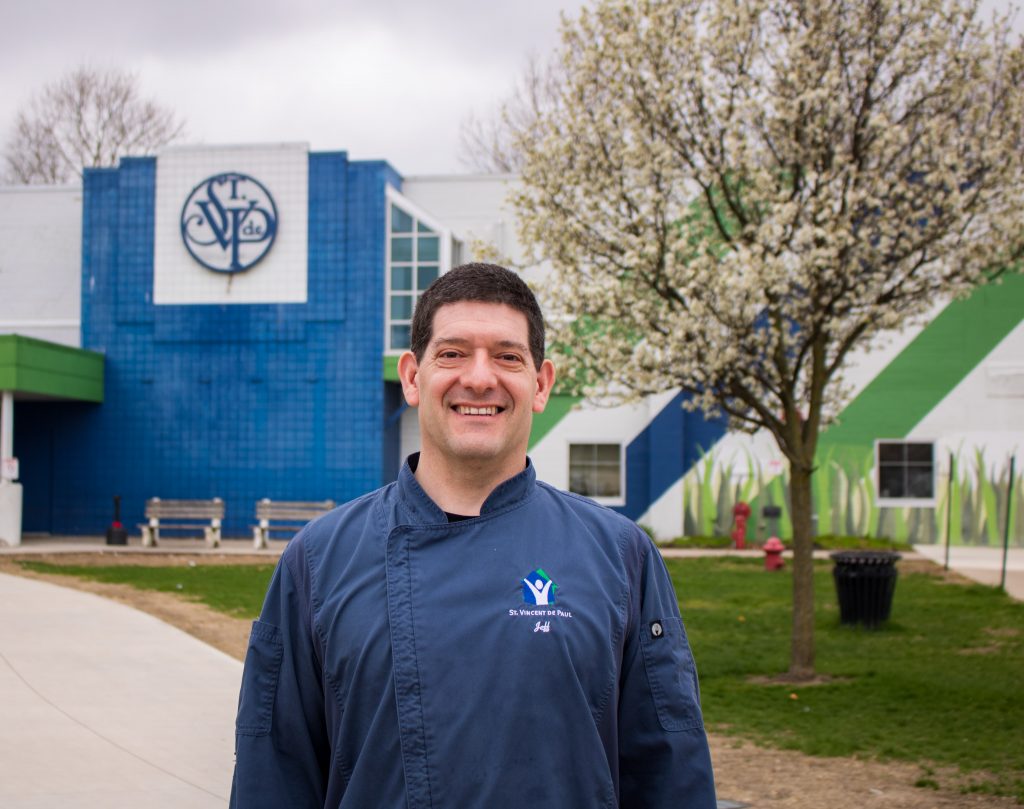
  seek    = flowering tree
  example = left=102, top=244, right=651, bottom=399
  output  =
left=511, top=0, right=1024, bottom=677
left=4, top=66, right=184, bottom=185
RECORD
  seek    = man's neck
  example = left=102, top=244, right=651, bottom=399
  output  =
left=412, top=450, right=526, bottom=516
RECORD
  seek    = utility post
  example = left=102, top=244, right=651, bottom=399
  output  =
left=0, top=390, right=23, bottom=546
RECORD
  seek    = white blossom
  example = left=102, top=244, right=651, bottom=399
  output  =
left=514, top=0, right=1023, bottom=461
left=512, top=0, right=1024, bottom=676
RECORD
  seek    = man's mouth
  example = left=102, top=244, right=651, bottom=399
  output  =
left=454, top=405, right=503, bottom=416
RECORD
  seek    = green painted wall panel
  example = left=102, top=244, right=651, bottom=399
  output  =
left=529, top=393, right=580, bottom=448
left=821, top=273, right=1024, bottom=451
left=0, top=335, right=104, bottom=402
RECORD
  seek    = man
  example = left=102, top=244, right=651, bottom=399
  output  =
left=230, top=263, right=716, bottom=808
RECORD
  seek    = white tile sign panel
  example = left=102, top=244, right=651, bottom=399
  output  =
left=153, top=143, right=309, bottom=304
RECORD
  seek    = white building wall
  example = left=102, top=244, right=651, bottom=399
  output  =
left=910, top=319, right=1024, bottom=472
left=529, top=392, right=686, bottom=537
left=402, top=173, right=516, bottom=255
left=400, top=406, right=420, bottom=461
left=0, top=185, right=82, bottom=347
left=401, top=174, right=550, bottom=284
left=530, top=396, right=663, bottom=494
left=638, top=478, right=686, bottom=542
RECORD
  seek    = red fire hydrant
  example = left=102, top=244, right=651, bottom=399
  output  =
left=763, top=536, right=785, bottom=570
left=731, top=502, right=752, bottom=550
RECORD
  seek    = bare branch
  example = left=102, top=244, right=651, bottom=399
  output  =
left=3, top=65, right=185, bottom=185
left=457, top=51, right=563, bottom=173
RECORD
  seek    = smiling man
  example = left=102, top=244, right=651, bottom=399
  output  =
left=230, top=263, right=716, bottom=808
left=396, top=278, right=555, bottom=517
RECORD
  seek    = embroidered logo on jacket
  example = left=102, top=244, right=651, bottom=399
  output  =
left=522, top=568, right=558, bottom=605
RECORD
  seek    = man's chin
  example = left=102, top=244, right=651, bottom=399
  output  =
left=441, top=437, right=522, bottom=467
left=447, top=441, right=503, bottom=461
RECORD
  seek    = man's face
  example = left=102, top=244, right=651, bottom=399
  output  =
left=398, top=301, right=555, bottom=476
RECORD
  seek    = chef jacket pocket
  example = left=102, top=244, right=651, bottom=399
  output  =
left=236, top=620, right=282, bottom=736
left=640, top=617, right=703, bottom=731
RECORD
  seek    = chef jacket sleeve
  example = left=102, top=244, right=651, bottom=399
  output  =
left=618, top=534, right=717, bottom=808
left=230, top=543, right=329, bottom=808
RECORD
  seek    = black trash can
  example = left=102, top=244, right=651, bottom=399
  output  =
left=830, top=551, right=901, bottom=628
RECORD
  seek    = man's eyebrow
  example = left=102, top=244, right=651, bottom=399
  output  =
left=431, top=336, right=530, bottom=353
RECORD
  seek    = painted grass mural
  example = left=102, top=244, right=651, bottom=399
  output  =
left=682, top=446, right=1022, bottom=546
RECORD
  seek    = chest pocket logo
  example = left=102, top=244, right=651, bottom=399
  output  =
left=522, top=568, right=558, bottom=605
left=640, top=617, right=704, bottom=731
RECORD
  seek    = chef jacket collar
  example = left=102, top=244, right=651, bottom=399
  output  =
left=397, top=452, right=536, bottom=525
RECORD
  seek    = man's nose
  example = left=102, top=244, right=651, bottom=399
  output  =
left=460, top=350, right=498, bottom=391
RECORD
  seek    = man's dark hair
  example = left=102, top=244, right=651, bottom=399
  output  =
left=410, top=263, right=546, bottom=369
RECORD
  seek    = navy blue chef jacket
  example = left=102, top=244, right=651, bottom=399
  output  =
left=230, top=456, right=716, bottom=808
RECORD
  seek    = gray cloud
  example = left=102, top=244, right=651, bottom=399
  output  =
left=0, top=0, right=586, bottom=176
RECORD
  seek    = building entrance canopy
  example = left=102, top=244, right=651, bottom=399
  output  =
left=0, top=334, right=103, bottom=402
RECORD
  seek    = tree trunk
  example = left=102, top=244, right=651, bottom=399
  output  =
left=789, top=463, right=815, bottom=678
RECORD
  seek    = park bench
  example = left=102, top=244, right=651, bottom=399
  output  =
left=140, top=497, right=224, bottom=548
left=252, top=498, right=336, bottom=549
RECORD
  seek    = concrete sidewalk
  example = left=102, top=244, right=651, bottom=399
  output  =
left=0, top=572, right=242, bottom=808
left=912, top=543, right=1024, bottom=600
left=1, top=533, right=288, bottom=556
left=660, top=544, right=1024, bottom=601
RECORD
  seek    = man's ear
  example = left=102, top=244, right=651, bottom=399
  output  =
left=532, top=359, right=556, bottom=414
left=397, top=351, right=420, bottom=407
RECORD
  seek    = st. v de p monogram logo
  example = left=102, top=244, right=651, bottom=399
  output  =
left=180, top=172, right=278, bottom=273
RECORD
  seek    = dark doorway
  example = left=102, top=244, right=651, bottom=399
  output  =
left=15, top=402, right=56, bottom=533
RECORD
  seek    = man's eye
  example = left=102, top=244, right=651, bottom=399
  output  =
left=438, top=350, right=462, bottom=360
left=498, top=354, right=523, bottom=363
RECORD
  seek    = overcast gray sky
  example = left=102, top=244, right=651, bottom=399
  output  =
left=0, top=0, right=587, bottom=177
left=1, top=1, right=1019, bottom=179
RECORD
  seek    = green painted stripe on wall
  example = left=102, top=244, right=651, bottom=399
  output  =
left=821, top=273, right=1024, bottom=450
left=529, top=393, right=580, bottom=449
left=383, top=355, right=400, bottom=382
left=0, top=334, right=105, bottom=402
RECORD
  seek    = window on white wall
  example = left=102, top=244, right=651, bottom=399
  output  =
left=569, top=443, right=624, bottom=504
left=385, top=187, right=462, bottom=353
left=876, top=440, right=935, bottom=505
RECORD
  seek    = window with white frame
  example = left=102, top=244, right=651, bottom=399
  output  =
left=876, top=440, right=935, bottom=503
left=569, top=443, right=624, bottom=503
left=385, top=188, right=462, bottom=353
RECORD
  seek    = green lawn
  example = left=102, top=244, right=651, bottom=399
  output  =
left=669, top=557, right=1024, bottom=801
left=22, top=556, right=1024, bottom=800
left=20, top=561, right=276, bottom=619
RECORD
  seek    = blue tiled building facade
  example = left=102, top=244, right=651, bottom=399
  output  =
left=9, top=144, right=731, bottom=541
left=18, top=150, right=403, bottom=535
